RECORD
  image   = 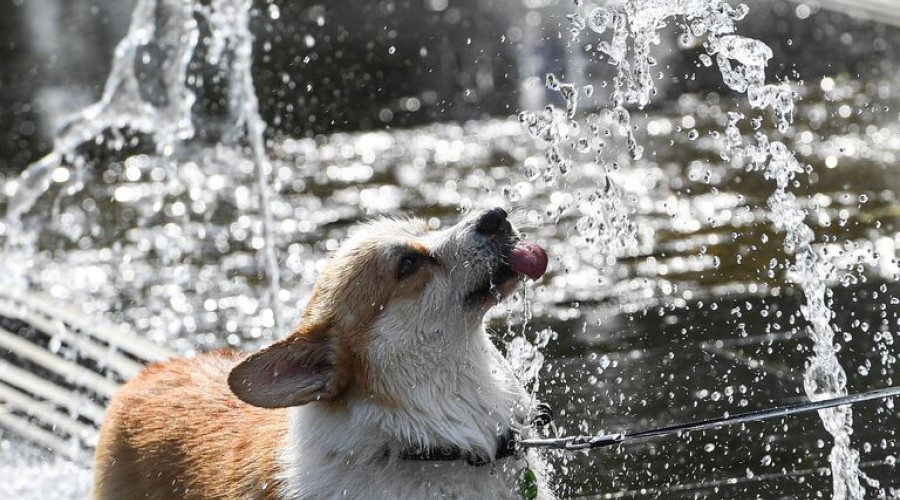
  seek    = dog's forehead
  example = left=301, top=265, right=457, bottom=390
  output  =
left=337, top=218, right=432, bottom=256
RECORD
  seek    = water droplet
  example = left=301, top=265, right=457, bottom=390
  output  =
left=567, top=13, right=586, bottom=32
left=588, top=7, right=613, bottom=35
left=545, top=73, right=560, bottom=91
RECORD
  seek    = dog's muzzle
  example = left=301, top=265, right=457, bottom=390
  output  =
left=463, top=208, right=548, bottom=305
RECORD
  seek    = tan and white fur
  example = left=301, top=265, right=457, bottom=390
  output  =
left=92, top=208, right=553, bottom=499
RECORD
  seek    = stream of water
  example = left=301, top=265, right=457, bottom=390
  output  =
left=522, top=1, right=871, bottom=496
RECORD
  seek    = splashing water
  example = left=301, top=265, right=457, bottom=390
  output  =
left=6, top=0, right=197, bottom=221
left=0, top=0, right=892, bottom=496
left=727, top=113, right=874, bottom=498
left=527, top=0, right=869, bottom=497
left=2, top=0, right=283, bottom=330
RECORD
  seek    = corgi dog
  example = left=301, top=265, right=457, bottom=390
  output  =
left=92, top=207, right=552, bottom=499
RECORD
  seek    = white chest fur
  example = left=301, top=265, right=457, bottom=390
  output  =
left=276, top=331, right=552, bottom=499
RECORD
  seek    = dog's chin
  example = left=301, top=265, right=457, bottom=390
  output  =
left=463, top=265, right=521, bottom=310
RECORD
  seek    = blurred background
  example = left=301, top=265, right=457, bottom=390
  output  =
left=3, top=0, right=897, bottom=169
left=0, top=0, right=898, bottom=498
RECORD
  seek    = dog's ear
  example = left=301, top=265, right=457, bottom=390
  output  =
left=228, top=329, right=341, bottom=408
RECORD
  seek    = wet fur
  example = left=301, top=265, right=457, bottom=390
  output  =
left=92, top=213, right=552, bottom=499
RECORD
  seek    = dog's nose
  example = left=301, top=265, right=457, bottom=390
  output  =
left=474, top=207, right=510, bottom=235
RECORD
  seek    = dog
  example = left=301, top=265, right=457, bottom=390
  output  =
left=92, top=207, right=552, bottom=499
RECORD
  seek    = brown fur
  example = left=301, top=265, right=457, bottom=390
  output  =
left=280, top=239, right=435, bottom=406
left=92, top=351, right=287, bottom=499
left=93, top=236, right=437, bottom=498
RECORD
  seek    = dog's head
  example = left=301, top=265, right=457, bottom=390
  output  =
left=228, top=208, right=547, bottom=408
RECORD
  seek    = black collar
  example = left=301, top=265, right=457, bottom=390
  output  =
left=399, top=428, right=519, bottom=466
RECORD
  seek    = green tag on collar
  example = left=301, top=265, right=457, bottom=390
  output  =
left=518, top=467, right=538, bottom=500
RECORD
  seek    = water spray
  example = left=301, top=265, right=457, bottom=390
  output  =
left=522, top=385, right=900, bottom=452
left=521, top=1, right=874, bottom=495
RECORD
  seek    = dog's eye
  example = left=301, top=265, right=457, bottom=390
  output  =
left=397, top=254, right=422, bottom=281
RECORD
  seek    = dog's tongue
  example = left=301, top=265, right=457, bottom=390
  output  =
left=508, top=242, right=548, bottom=280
